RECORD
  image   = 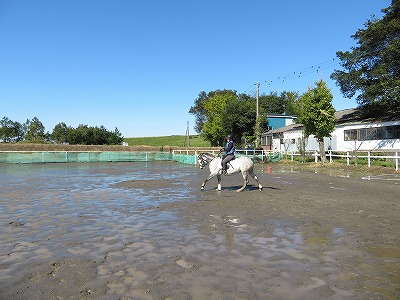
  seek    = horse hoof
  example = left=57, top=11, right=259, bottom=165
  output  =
left=201, top=187, right=204, bottom=191
left=259, top=188, right=263, bottom=191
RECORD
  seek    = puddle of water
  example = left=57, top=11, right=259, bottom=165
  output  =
left=0, top=162, right=398, bottom=299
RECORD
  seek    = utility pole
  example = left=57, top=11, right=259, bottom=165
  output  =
left=186, top=121, right=190, bottom=147
left=255, top=82, right=260, bottom=147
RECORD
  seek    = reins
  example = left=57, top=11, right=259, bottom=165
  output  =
left=198, top=152, right=219, bottom=166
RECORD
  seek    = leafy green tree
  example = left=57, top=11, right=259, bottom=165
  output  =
left=259, top=92, right=285, bottom=114
left=258, top=91, right=300, bottom=116
left=0, top=117, right=23, bottom=142
left=64, top=124, right=124, bottom=145
left=189, top=90, right=238, bottom=146
left=188, top=91, right=208, bottom=134
left=12, top=121, right=24, bottom=142
left=280, top=91, right=301, bottom=116
left=297, top=80, right=336, bottom=163
left=51, top=122, right=71, bottom=143
left=223, top=94, right=259, bottom=147
left=108, top=127, right=124, bottom=145
left=189, top=89, right=299, bottom=146
left=24, top=117, right=46, bottom=142
left=331, top=1, right=400, bottom=119
left=202, top=91, right=236, bottom=146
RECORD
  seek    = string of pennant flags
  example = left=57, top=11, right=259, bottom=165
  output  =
left=242, top=58, right=341, bottom=95
left=265, top=58, right=340, bottom=86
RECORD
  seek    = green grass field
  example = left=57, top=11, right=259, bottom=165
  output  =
left=124, top=135, right=211, bottom=147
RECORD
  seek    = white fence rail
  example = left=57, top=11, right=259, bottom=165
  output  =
left=288, top=151, right=399, bottom=171
left=173, top=149, right=399, bottom=171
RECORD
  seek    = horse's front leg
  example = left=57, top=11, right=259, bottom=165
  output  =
left=201, top=173, right=217, bottom=191
left=237, top=171, right=249, bottom=192
left=216, top=174, right=222, bottom=191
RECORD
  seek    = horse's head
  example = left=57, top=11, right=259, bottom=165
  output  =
left=197, top=153, right=206, bottom=169
left=197, top=152, right=214, bottom=169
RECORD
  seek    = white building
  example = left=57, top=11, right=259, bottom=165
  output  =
left=261, top=108, right=400, bottom=153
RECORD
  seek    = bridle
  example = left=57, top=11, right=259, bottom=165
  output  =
left=197, top=153, right=218, bottom=169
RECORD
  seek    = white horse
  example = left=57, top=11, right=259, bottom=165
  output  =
left=197, top=152, right=263, bottom=192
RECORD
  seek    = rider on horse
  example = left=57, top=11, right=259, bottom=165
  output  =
left=221, top=134, right=235, bottom=175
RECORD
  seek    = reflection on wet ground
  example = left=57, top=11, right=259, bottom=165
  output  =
left=0, top=162, right=398, bottom=299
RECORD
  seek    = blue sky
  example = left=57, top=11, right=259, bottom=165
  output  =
left=0, top=0, right=390, bottom=137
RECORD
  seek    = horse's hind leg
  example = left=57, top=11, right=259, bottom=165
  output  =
left=237, top=171, right=249, bottom=192
left=250, top=169, right=263, bottom=191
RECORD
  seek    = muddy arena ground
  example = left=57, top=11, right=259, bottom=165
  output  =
left=0, top=161, right=399, bottom=300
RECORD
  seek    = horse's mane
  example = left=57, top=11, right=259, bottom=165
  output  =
left=198, top=152, right=219, bottom=161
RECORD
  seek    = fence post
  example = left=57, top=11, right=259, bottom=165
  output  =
left=368, top=151, right=371, bottom=168
left=329, top=150, right=333, bottom=163
left=347, top=152, right=350, bottom=165
left=291, top=151, right=293, bottom=162
left=314, top=151, right=318, bottom=163
left=396, top=152, right=399, bottom=171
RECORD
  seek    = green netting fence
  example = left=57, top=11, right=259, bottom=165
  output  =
left=0, top=151, right=198, bottom=165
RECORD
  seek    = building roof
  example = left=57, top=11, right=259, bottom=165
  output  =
left=262, top=108, right=399, bottom=135
left=335, top=108, right=362, bottom=124
left=267, top=114, right=297, bottom=119
left=263, top=123, right=303, bottom=135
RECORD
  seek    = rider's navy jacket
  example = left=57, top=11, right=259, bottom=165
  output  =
left=224, top=140, right=235, bottom=155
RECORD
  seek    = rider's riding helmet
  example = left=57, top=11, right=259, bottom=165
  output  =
left=226, top=134, right=232, bottom=140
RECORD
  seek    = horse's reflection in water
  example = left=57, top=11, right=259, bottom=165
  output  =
left=197, top=152, right=263, bottom=192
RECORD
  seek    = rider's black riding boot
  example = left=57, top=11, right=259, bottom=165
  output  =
left=222, top=162, right=227, bottom=175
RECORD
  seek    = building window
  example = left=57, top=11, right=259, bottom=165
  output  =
left=344, top=129, right=357, bottom=141
left=395, top=125, right=400, bottom=138
left=261, top=136, right=266, bottom=146
left=344, top=125, right=400, bottom=141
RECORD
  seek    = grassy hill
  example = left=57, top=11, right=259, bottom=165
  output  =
left=124, top=135, right=211, bottom=148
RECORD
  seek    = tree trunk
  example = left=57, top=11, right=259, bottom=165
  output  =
left=319, top=140, right=326, bottom=164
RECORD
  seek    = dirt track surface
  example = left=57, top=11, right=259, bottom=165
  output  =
left=0, top=162, right=399, bottom=299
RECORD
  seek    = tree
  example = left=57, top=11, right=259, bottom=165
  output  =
left=0, top=117, right=23, bottom=143
left=258, top=91, right=300, bottom=116
left=189, top=90, right=238, bottom=146
left=280, top=91, right=301, bottom=116
left=51, top=122, right=71, bottom=143
left=108, top=127, right=124, bottom=145
left=259, top=92, right=285, bottom=114
left=223, top=94, right=259, bottom=146
left=202, top=91, right=237, bottom=146
left=24, top=117, right=46, bottom=142
left=331, top=1, right=400, bottom=119
left=297, top=80, right=336, bottom=163
left=189, top=89, right=299, bottom=147
left=188, top=91, right=208, bottom=134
